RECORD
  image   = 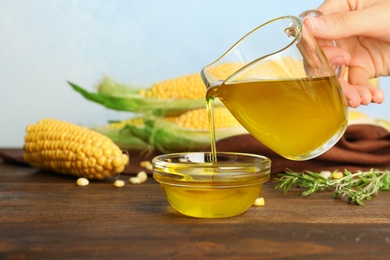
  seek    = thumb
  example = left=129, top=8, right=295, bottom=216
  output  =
left=305, top=11, right=371, bottom=40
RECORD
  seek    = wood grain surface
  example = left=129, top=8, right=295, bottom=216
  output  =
left=1, top=159, right=390, bottom=259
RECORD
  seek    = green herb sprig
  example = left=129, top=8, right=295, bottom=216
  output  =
left=274, top=168, right=390, bottom=205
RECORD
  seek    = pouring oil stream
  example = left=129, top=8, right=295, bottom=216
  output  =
left=206, top=85, right=220, bottom=166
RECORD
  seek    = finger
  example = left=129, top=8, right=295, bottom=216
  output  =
left=339, top=79, right=361, bottom=108
left=358, top=83, right=385, bottom=104
left=346, top=84, right=384, bottom=105
left=346, top=66, right=385, bottom=105
left=348, top=66, right=377, bottom=105
left=305, top=11, right=375, bottom=40
left=315, top=46, right=350, bottom=78
left=340, top=80, right=376, bottom=107
left=348, top=66, right=371, bottom=88
left=317, top=0, right=351, bottom=15
left=365, top=85, right=384, bottom=104
left=353, top=85, right=372, bottom=105
left=372, top=87, right=385, bottom=104
left=320, top=46, right=351, bottom=66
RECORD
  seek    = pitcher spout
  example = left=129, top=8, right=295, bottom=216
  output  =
left=201, top=15, right=304, bottom=92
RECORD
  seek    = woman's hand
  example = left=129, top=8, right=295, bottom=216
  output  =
left=306, top=0, right=390, bottom=107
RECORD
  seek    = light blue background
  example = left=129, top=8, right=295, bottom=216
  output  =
left=1, top=0, right=389, bottom=147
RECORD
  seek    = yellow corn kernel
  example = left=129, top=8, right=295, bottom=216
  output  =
left=331, top=171, right=344, bottom=179
left=76, top=177, right=89, bottom=187
left=129, top=176, right=141, bottom=184
left=109, top=106, right=241, bottom=132
left=137, top=171, right=148, bottom=183
left=139, top=160, right=151, bottom=169
left=113, top=179, right=125, bottom=188
left=109, top=117, right=144, bottom=129
left=252, top=197, right=265, bottom=207
left=23, top=118, right=129, bottom=180
left=139, top=74, right=205, bottom=99
left=164, top=106, right=240, bottom=130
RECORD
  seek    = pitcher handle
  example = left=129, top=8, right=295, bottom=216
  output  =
left=299, top=10, right=344, bottom=78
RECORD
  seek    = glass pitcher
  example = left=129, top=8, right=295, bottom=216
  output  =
left=201, top=10, right=348, bottom=161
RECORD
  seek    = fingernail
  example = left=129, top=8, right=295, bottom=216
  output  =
left=372, top=95, right=379, bottom=104
left=347, top=98, right=354, bottom=107
left=306, top=17, right=325, bottom=31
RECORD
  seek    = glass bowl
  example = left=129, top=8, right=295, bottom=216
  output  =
left=152, top=152, right=271, bottom=218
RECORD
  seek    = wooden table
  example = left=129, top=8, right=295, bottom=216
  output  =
left=1, top=156, right=390, bottom=259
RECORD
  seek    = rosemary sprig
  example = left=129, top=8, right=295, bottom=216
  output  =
left=274, top=168, right=390, bottom=205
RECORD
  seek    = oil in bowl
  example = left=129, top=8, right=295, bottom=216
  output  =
left=152, top=152, right=271, bottom=218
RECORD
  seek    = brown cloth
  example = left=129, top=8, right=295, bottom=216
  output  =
left=211, top=124, right=390, bottom=174
left=1, top=124, right=389, bottom=175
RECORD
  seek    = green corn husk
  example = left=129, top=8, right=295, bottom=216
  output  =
left=68, top=77, right=207, bottom=116
left=92, top=123, right=151, bottom=152
left=122, top=118, right=248, bottom=153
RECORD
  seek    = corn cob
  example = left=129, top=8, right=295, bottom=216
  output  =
left=92, top=106, right=242, bottom=152
left=139, top=73, right=205, bottom=99
left=164, top=106, right=241, bottom=130
left=115, top=107, right=247, bottom=153
left=104, top=106, right=240, bottom=132
left=23, top=118, right=129, bottom=180
left=108, top=117, right=144, bottom=130
left=69, top=64, right=242, bottom=116
left=69, top=78, right=206, bottom=116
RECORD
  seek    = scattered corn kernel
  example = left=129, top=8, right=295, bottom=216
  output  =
left=140, top=160, right=152, bottom=169
left=129, top=177, right=141, bottom=184
left=77, top=177, right=89, bottom=187
left=319, top=171, right=332, bottom=179
left=137, top=171, right=148, bottom=183
left=332, top=171, right=344, bottom=179
left=113, top=179, right=125, bottom=188
left=253, top=197, right=265, bottom=207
